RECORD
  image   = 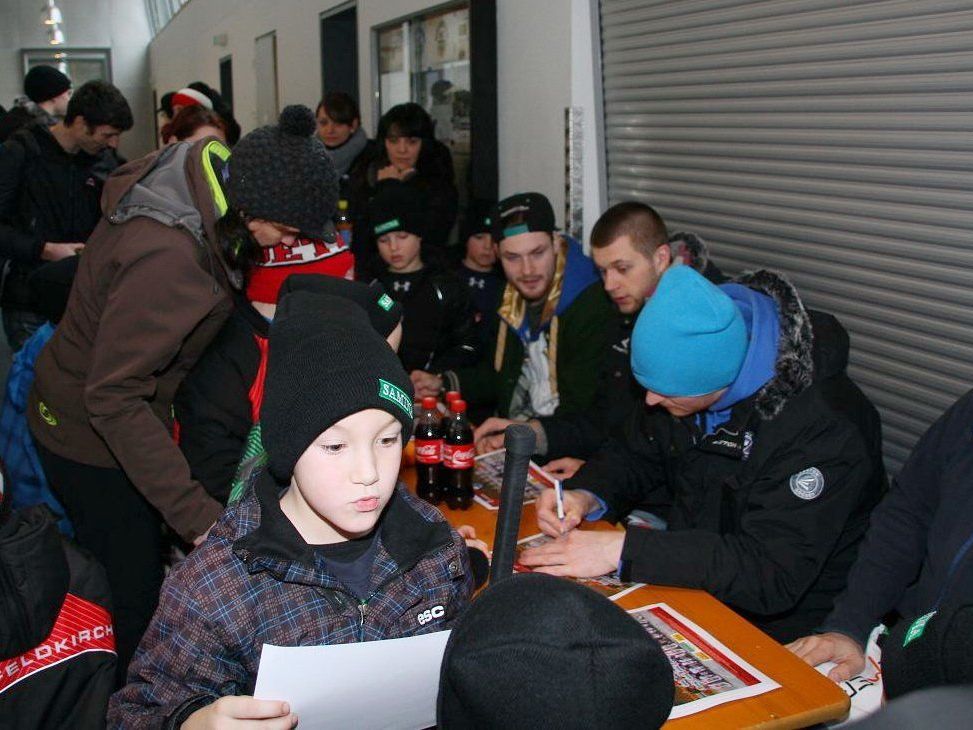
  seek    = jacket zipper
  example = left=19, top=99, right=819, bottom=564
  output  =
left=358, top=601, right=368, bottom=641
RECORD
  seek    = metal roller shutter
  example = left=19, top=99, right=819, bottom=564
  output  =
left=599, top=0, right=973, bottom=472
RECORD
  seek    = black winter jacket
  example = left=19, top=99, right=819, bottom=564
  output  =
left=0, top=505, right=116, bottom=728
left=821, top=389, right=973, bottom=646
left=375, top=265, right=479, bottom=374
left=538, top=233, right=724, bottom=460
left=568, top=270, right=884, bottom=642
left=174, top=293, right=269, bottom=504
left=0, top=124, right=117, bottom=310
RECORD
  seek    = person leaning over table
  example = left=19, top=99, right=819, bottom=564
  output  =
left=474, top=201, right=724, bottom=478
left=789, top=389, right=973, bottom=689
left=520, top=265, right=885, bottom=642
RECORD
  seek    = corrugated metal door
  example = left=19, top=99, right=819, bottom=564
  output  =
left=600, top=0, right=973, bottom=471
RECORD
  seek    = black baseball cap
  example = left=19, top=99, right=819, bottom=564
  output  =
left=491, top=192, right=556, bottom=243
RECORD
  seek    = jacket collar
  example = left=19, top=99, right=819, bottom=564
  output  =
left=232, top=470, right=454, bottom=583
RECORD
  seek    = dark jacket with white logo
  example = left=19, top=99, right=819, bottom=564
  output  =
left=568, top=270, right=884, bottom=642
left=0, top=504, right=117, bottom=729
left=374, top=264, right=479, bottom=374
left=109, top=470, right=473, bottom=729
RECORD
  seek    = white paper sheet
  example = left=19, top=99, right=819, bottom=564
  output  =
left=253, top=631, right=451, bottom=730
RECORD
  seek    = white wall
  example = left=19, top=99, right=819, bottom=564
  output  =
left=0, top=0, right=154, bottom=159
left=149, top=0, right=581, bottom=228
left=496, top=0, right=571, bottom=222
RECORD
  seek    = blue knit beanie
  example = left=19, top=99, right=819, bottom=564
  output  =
left=631, top=266, right=748, bottom=397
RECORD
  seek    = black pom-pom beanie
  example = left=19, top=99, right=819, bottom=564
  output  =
left=227, top=105, right=339, bottom=241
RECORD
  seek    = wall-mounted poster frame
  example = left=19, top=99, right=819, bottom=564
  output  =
left=22, top=47, right=112, bottom=85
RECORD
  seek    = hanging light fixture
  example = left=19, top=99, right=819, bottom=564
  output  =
left=41, top=0, right=63, bottom=26
left=48, top=24, right=65, bottom=45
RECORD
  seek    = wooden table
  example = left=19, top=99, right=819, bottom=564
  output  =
left=404, top=469, right=850, bottom=729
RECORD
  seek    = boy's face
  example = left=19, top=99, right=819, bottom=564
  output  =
left=377, top=230, right=423, bottom=273
left=465, top=232, right=496, bottom=269
left=286, top=409, right=403, bottom=544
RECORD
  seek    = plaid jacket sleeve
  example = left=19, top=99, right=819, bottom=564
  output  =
left=108, top=563, right=249, bottom=729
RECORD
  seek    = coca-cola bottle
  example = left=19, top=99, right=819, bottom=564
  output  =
left=414, top=396, right=442, bottom=504
left=442, top=399, right=475, bottom=510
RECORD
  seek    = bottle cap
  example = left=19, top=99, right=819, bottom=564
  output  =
left=452, top=399, right=467, bottom=413
left=421, top=396, right=437, bottom=409
left=445, top=391, right=461, bottom=404
left=338, top=199, right=348, bottom=210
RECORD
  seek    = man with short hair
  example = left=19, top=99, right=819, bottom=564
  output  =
left=520, top=265, right=885, bottom=642
left=0, top=80, right=132, bottom=349
left=474, top=201, right=721, bottom=475
left=0, top=65, right=73, bottom=142
left=435, top=192, right=615, bottom=422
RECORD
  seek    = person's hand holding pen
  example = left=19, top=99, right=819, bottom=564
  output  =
left=534, top=487, right=597, bottom=537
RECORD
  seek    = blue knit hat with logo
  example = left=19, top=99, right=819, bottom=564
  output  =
left=631, top=265, right=748, bottom=397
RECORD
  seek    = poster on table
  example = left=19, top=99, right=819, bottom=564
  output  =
left=471, top=448, right=556, bottom=510
left=628, top=603, right=780, bottom=719
left=513, top=532, right=645, bottom=602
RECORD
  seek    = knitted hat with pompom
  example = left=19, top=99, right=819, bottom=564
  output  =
left=228, top=105, right=338, bottom=242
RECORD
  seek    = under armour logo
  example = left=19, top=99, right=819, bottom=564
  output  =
left=393, top=280, right=411, bottom=292
left=468, top=276, right=485, bottom=289
left=612, top=337, right=630, bottom=355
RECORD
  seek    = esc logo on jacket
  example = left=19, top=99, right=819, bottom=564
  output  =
left=417, top=605, right=446, bottom=626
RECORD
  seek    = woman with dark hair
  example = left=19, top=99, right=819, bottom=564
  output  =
left=27, top=105, right=338, bottom=679
left=316, top=91, right=374, bottom=190
left=348, top=102, right=458, bottom=273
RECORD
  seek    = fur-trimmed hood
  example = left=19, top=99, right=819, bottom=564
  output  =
left=670, top=231, right=726, bottom=283
left=733, top=269, right=814, bottom=420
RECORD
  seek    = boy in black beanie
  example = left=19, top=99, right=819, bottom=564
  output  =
left=111, top=293, right=474, bottom=728
left=367, top=180, right=480, bottom=398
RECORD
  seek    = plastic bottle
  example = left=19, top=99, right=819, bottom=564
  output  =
left=414, top=396, right=443, bottom=504
left=336, top=199, right=353, bottom=248
left=442, top=399, right=475, bottom=510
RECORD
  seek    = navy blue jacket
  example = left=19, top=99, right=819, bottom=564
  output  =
left=822, top=389, right=973, bottom=645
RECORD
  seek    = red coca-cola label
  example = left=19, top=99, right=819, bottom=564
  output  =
left=415, top=438, right=443, bottom=464
left=443, top=443, right=475, bottom=470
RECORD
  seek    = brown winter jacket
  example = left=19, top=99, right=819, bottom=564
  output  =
left=28, top=139, right=237, bottom=542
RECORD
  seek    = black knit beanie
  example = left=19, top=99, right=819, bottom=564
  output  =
left=228, top=105, right=339, bottom=242
left=883, top=597, right=973, bottom=699
left=438, top=573, right=675, bottom=729
left=368, top=181, right=427, bottom=239
left=261, top=291, right=414, bottom=481
left=278, top=274, right=402, bottom=339
left=24, top=65, right=71, bottom=103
